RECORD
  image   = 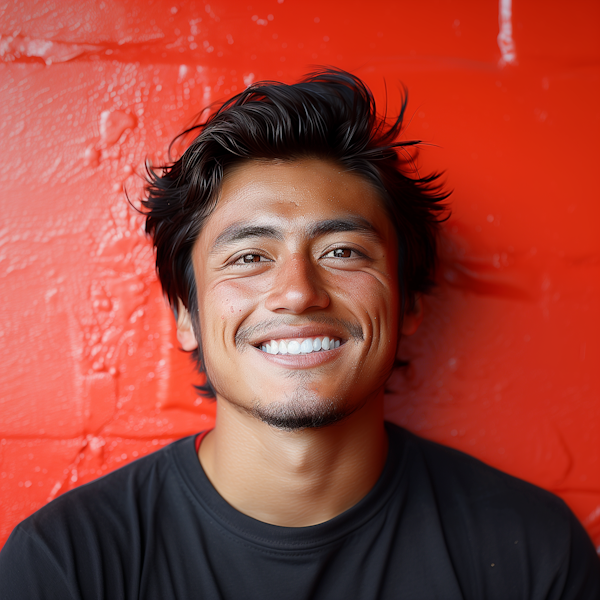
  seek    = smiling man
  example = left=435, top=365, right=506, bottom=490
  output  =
left=177, top=156, right=411, bottom=528
left=1, top=69, right=599, bottom=599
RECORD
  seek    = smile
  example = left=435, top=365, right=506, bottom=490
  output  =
left=259, top=336, right=342, bottom=355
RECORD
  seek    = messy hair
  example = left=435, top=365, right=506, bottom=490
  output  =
left=143, top=67, right=450, bottom=397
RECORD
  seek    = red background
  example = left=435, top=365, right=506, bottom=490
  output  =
left=1, top=0, right=599, bottom=551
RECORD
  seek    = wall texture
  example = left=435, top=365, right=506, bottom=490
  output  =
left=1, top=0, right=599, bottom=550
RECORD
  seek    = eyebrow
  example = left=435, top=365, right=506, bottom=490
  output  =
left=210, top=224, right=285, bottom=254
left=210, top=217, right=382, bottom=254
left=307, top=217, right=382, bottom=240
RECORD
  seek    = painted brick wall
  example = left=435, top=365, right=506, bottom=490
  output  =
left=1, top=0, right=599, bottom=550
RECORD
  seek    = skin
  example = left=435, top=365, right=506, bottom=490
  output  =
left=177, top=158, right=422, bottom=527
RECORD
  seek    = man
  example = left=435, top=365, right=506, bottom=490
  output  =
left=1, top=68, right=599, bottom=599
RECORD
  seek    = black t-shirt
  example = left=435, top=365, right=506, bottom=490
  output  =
left=1, top=423, right=599, bottom=599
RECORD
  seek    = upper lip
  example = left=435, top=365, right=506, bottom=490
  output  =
left=248, top=325, right=348, bottom=347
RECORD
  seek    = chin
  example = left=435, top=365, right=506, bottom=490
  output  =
left=249, top=389, right=358, bottom=432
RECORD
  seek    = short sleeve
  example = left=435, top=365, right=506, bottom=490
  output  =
left=0, top=525, right=77, bottom=600
left=553, top=510, right=600, bottom=600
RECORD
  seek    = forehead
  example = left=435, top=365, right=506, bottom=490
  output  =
left=200, top=158, right=393, bottom=242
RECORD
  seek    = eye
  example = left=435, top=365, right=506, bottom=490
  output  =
left=323, top=248, right=356, bottom=259
left=235, top=253, right=269, bottom=264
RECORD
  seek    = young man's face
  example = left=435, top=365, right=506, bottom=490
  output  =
left=182, top=158, right=419, bottom=430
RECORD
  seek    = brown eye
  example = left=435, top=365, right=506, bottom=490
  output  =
left=327, top=248, right=353, bottom=258
left=241, top=254, right=262, bottom=263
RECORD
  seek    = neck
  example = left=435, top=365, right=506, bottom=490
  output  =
left=199, top=393, right=388, bottom=527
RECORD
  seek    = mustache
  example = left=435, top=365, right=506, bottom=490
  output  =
left=235, top=315, right=364, bottom=347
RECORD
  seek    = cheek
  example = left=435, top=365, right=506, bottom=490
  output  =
left=336, top=272, right=399, bottom=324
left=201, top=279, right=265, bottom=334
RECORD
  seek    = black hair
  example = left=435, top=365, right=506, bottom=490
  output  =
left=143, top=67, right=450, bottom=397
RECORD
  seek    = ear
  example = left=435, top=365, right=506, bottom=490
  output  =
left=175, top=299, right=199, bottom=351
left=401, top=294, right=424, bottom=337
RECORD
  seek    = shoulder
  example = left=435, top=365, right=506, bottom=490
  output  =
left=6, top=435, right=196, bottom=557
left=0, top=435, right=199, bottom=599
left=386, top=422, right=600, bottom=598
left=387, top=421, right=567, bottom=515
left=34, top=436, right=192, bottom=520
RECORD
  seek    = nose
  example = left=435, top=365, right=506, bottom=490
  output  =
left=264, top=253, right=330, bottom=314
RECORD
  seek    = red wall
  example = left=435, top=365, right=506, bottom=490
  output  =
left=1, top=0, right=599, bottom=550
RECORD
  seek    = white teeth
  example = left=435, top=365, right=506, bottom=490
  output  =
left=287, top=340, right=301, bottom=354
left=259, top=336, right=341, bottom=355
left=300, top=339, right=313, bottom=353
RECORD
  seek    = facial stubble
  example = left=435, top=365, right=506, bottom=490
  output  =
left=217, top=316, right=367, bottom=431
left=250, top=384, right=351, bottom=432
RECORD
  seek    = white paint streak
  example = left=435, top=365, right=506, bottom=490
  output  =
left=498, top=0, right=517, bottom=66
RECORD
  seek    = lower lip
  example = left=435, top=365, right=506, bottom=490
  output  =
left=252, top=344, right=344, bottom=368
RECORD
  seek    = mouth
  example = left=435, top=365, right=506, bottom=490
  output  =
left=256, top=336, right=342, bottom=356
